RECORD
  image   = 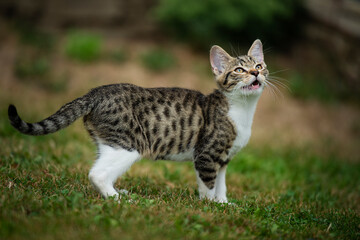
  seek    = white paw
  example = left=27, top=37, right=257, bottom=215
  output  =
left=215, top=197, right=228, bottom=203
left=118, top=189, right=129, bottom=195
left=115, top=189, right=136, bottom=204
left=220, top=201, right=238, bottom=207
left=117, top=198, right=134, bottom=204
left=226, top=202, right=237, bottom=206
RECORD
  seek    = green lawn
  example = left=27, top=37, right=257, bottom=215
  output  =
left=0, top=107, right=359, bottom=240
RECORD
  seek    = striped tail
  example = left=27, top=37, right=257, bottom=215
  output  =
left=8, top=95, right=94, bottom=136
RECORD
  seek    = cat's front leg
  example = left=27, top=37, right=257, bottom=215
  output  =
left=194, top=153, right=230, bottom=202
left=195, top=166, right=229, bottom=203
left=215, top=165, right=228, bottom=203
left=195, top=170, right=216, bottom=201
left=194, top=154, right=220, bottom=201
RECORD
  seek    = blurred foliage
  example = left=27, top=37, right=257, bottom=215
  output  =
left=140, top=48, right=177, bottom=72
left=290, top=73, right=331, bottom=102
left=108, top=48, right=128, bottom=63
left=289, top=74, right=355, bottom=103
left=13, top=21, right=55, bottom=51
left=65, top=31, right=102, bottom=62
left=283, top=53, right=358, bottom=103
left=11, top=21, right=69, bottom=93
left=45, top=73, right=70, bottom=93
left=12, top=20, right=53, bottom=80
left=15, top=57, right=50, bottom=79
left=154, top=0, right=306, bottom=50
left=14, top=55, right=69, bottom=93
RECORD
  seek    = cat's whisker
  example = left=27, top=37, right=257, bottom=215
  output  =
left=267, top=75, right=290, bottom=86
left=267, top=79, right=289, bottom=90
left=229, top=43, right=237, bottom=57
left=267, top=87, right=280, bottom=100
left=267, top=77, right=291, bottom=92
left=264, top=79, right=284, bottom=100
left=268, top=76, right=290, bottom=85
left=236, top=44, right=241, bottom=57
left=263, top=46, right=273, bottom=54
left=264, top=82, right=278, bottom=99
left=265, top=79, right=282, bottom=93
left=269, top=69, right=289, bottom=75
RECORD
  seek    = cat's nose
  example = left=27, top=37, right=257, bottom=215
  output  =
left=250, top=70, right=259, bottom=76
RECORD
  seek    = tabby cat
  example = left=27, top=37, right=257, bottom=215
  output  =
left=8, top=39, right=268, bottom=203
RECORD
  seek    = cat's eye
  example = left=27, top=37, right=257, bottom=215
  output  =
left=255, top=64, right=262, bottom=70
left=234, top=67, right=246, bottom=73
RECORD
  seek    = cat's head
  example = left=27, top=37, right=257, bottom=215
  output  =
left=210, top=39, right=268, bottom=96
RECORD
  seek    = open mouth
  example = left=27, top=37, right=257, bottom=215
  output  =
left=242, top=79, right=262, bottom=91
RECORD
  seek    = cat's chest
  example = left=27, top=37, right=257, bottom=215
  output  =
left=227, top=101, right=257, bottom=158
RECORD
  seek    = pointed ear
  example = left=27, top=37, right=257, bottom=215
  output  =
left=247, top=39, right=264, bottom=63
left=210, top=45, right=232, bottom=76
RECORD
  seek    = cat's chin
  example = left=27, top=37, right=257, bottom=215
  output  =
left=239, top=79, right=264, bottom=95
left=242, top=79, right=261, bottom=90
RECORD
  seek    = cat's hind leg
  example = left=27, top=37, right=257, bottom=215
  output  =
left=88, top=144, right=140, bottom=199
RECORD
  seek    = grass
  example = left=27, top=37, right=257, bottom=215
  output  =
left=3, top=22, right=358, bottom=239
left=0, top=107, right=359, bottom=240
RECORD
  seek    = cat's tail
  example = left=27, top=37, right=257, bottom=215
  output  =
left=8, top=94, right=94, bottom=136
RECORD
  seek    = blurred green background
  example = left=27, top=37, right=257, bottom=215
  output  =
left=0, top=0, right=359, bottom=239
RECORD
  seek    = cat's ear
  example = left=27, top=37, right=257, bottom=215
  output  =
left=248, top=39, right=264, bottom=63
left=210, top=45, right=232, bottom=76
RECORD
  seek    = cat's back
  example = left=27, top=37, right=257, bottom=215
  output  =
left=89, top=83, right=203, bottom=105
left=85, top=83, right=207, bottom=159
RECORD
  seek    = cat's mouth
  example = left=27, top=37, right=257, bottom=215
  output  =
left=242, top=79, right=261, bottom=91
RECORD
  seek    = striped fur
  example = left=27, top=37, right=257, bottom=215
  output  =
left=8, top=95, right=94, bottom=136
left=8, top=39, right=267, bottom=202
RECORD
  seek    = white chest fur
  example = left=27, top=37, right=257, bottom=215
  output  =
left=227, top=95, right=260, bottom=158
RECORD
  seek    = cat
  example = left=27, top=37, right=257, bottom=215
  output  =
left=8, top=39, right=268, bottom=203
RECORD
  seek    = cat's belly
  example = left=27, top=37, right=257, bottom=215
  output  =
left=164, top=149, right=194, bottom=162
